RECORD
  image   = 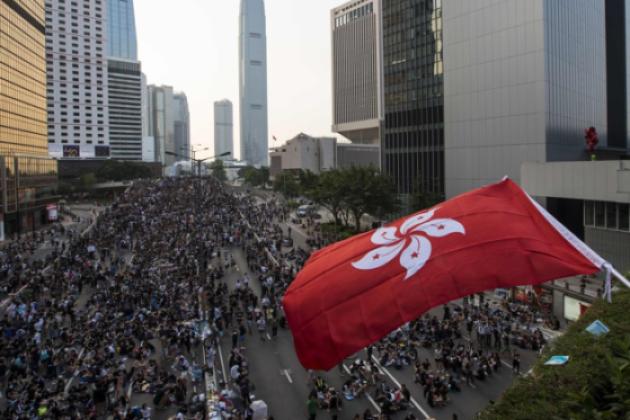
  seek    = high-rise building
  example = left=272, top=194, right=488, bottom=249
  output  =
left=381, top=0, right=445, bottom=204
left=45, top=0, right=110, bottom=158
left=107, top=0, right=137, bottom=60
left=331, top=0, right=382, bottom=148
left=145, top=85, right=189, bottom=165
left=173, top=93, right=190, bottom=160
left=107, top=0, right=142, bottom=160
left=214, top=100, right=234, bottom=160
left=1, top=0, right=58, bottom=235
left=443, top=0, right=610, bottom=198
left=239, top=0, right=268, bottom=166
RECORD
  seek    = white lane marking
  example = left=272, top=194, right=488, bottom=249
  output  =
left=283, top=369, right=293, bottom=384
left=371, top=356, right=431, bottom=419
left=342, top=364, right=381, bottom=413
left=126, top=381, right=134, bottom=399
left=64, top=347, right=86, bottom=396
left=501, top=360, right=512, bottom=369
left=266, top=333, right=272, bottom=341
left=218, top=342, right=227, bottom=383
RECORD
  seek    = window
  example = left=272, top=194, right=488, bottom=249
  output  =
left=619, top=204, right=629, bottom=231
left=594, top=202, right=605, bottom=227
left=606, top=203, right=617, bottom=229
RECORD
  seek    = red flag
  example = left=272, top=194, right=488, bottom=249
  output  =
left=282, top=179, right=603, bottom=370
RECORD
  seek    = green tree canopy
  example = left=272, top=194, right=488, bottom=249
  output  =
left=479, top=289, right=630, bottom=420
left=209, top=159, right=227, bottom=181
left=307, top=169, right=347, bottom=226
left=273, top=172, right=301, bottom=198
left=342, top=165, right=399, bottom=231
left=240, top=166, right=270, bottom=187
left=96, top=160, right=153, bottom=182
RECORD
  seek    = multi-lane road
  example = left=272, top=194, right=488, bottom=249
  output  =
left=207, top=193, right=549, bottom=420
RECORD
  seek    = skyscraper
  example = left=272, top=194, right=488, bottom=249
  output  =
left=2, top=0, right=58, bottom=235
left=331, top=0, right=383, bottom=148
left=381, top=0, right=445, bottom=204
left=46, top=0, right=110, bottom=158
left=107, top=0, right=142, bottom=160
left=214, top=100, right=234, bottom=160
left=443, top=0, right=609, bottom=197
left=239, top=0, right=268, bottom=166
left=146, top=85, right=175, bottom=165
left=173, top=93, right=190, bottom=160
left=107, top=0, right=137, bottom=60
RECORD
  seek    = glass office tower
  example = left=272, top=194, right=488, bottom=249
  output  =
left=107, top=0, right=137, bottom=60
left=1, top=0, right=58, bottom=236
left=381, top=0, right=445, bottom=206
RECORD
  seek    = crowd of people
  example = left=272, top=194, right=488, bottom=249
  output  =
left=0, top=176, right=555, bottom=420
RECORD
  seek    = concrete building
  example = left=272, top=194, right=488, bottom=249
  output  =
left=108, top=60, right=142, bottom=160
left=336, top=143, right=380, bottom=169
left=2, top=0, right=59, bottom=237
left=381, top=0, right=445, bottom=204
left=173, top=93, right=190, bottom=160
left=146, top=85, right=174, bottom=165
left=142, top=135, right=155, bottom=162
left=214, top=100, right=234, bottom=160
left=331, top=0, right=382, bottom=147
left=522, top=160, right=630, bottom=323
left=269, top=133, right=336, bottom=177
left=46, top=0, right=110, bottom=158
left=443, top=0, right=610, bottom=198
left=239, top=0, right=268, bottom=166
left=107, top=0, right=142, bottom=160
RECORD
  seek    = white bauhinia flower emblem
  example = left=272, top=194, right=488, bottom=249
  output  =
left=352, top=209, right=466, bottom=280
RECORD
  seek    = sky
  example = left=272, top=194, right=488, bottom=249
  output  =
left=135, top=0, right=342, bottom=160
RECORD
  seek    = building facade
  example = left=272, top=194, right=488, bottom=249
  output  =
left=381, top=0, right=445, bottom=207
left=45, top=0, right=110, bottom=158
left=336, top=143, right=380, bottom=169
left=269, top=133, right=336, bottom=177
left=107, top=0, right=142, bottom=160
left=522, top=160, right=630, bottom=324
left=107, top=59, right=142, bottom=159
left=173, top=93, right=190, bottom=160
left=1, top=0, right=58, bottom=236
left=443, top=0, right=609, bottom=198
left=239, top=0, right=268, bottom=166
left=106, top=0, right=136, bottom=60
left=214, top=99, right=233, bottom=160
left=331, top=0, right=383, bottom=148
left=146, top=85, right=174, bottom=165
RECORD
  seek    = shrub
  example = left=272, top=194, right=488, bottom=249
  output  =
left=478, top=290, right=630, bottom=420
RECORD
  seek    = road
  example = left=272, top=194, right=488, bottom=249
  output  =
left=221, top=192, right=548, bottom=420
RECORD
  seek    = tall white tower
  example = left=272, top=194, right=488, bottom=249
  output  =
left=239, top=0, right=268, bottom=166
left=214, top=100, right=234, bottom=159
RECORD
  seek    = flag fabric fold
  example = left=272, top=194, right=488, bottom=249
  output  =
left=282, top=179, right=603, bottom=371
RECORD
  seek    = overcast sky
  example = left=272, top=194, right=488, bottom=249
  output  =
left=135, top=0, right=341, bottom=160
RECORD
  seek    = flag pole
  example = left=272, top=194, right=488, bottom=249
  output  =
left=611, top=266, right=630, bottom=289
left=519, top=179, right=630, bottom=292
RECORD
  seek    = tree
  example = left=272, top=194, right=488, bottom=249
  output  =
left=308, top=169, right=346, bottom=226
left=273, top=172, right=300, bottom=197
left=209, top=160, right=227, bottom=181
left=297, top=170, right=319, bottom=196
left=241, top=166, right=270, bottom=187
left=96, top=160, right=152, bottom=182
left=341, top=165, right=399, bottom=232
left=80, top=172, right=97, bottom=189
left=410, top=178, right=444, bottom=212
